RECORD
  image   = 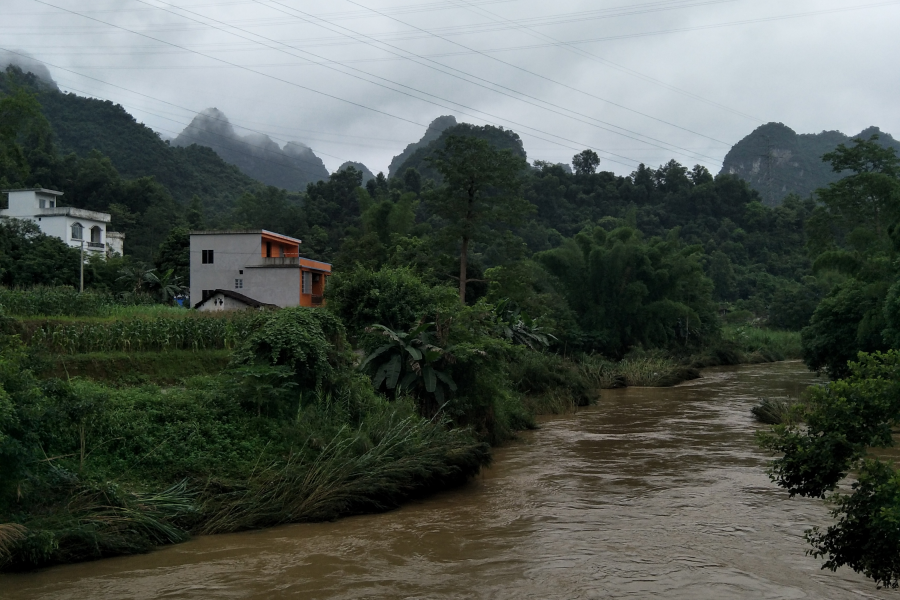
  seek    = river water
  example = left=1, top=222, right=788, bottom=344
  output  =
left=3, top=361, right=893, bottom=599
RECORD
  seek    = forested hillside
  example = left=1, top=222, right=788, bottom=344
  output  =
left=0, top=71, right=264, bottom=218
left=721, top=122, right=900, bottom=205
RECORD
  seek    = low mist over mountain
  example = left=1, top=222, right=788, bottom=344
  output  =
left=720, top=122, right=900, bottom=205
left=337, top=161, right=375, bottom=184
left=173, top=108, right=329, bottom=191
left=0, top=51, right=58, bottom=91
left=388, top=115, right=457, bottom=178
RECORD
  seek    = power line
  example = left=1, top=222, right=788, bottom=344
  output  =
left=28, top=0, right=429, bottom=130
left=131, top=0, right=674, bottom=164
left=448, top=0, right=762, bottom=123
left=345, top=0, right=733, bottom=148
left=20, top=2, right=639, bottom=168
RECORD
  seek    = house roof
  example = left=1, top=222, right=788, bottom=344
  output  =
left=1, top=188, right=64, bottom=196
left=190, top=229, right=302, bottom=245
left=193, top=289, right=279, bottom=310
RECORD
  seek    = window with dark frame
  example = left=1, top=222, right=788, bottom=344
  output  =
left=202, top=249, right=214, bottom=264
left=235, top=279, right=243, bottom=290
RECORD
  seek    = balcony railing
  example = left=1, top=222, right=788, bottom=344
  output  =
left=261, top=256, right=299, bottom=266
left=311, top=295, right=324, bottom=305
left=87, top=242, right=105, bottom=249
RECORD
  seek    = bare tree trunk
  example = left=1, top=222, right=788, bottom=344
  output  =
left=459, top=235, right=469, bottom=304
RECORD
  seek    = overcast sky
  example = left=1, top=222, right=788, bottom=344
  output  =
left=3, top=0, right=899, bottom=176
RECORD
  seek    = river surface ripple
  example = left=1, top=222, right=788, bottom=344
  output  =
left=3, top=361, right=893, bottom=599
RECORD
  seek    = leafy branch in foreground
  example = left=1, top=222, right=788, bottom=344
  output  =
left=759, top=350, right=900, bottom=588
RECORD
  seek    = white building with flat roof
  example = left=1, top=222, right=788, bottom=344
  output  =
left=0, top=188, right=124, bottom=256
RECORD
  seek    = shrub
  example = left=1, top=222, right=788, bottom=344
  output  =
left=326, top=266, right=456, bottom=340
left=231, top=307, right=350, bottom=391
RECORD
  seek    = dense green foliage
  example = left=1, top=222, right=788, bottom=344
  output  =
left=760, top=351, right=900, bottom=587
left=800, top=136, right=900, bottom=377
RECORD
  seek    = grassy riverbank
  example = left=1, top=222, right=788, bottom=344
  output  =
left=0, top=287, right=799, bottom=571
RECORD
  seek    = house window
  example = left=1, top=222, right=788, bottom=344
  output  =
left=266, top=241, right=271, bottom=257
left=202, top=249, right=214, bottom=264
left=302, top=271, right=312, bottom=294
left=235, top=279, right=243, bottom=290
left=90, top=226, right=102, bottom=244
left=71, top=222, right=83, bottom=240
left=39, top=198, right=46, bottom=209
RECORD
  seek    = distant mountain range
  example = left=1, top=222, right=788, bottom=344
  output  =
left=720, top=122, right=900, bottom=205
left=173, top=108, right=329, bottom=191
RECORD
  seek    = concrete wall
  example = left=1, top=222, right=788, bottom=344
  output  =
left=244, top=266, right=301, bottom=308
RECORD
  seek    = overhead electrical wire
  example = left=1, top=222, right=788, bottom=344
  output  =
left=128, top=0, right=707, bottom=165
left=20, top=1, right=642, bottom=168
left=26, top=0, right=430, bottom=131
left=447, top=0, right=762, bottom=123
left=245, top=0, right=713, bottom=164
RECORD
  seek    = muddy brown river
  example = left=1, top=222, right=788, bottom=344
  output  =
left=2, top=362, right=893, bottom=599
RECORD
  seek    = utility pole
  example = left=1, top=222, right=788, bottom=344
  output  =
left=80, top=240, right=84, bottom=293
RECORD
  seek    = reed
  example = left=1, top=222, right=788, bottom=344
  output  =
left=197, top=410, right=489, bottom=534
left=751, top=397, right=803, bottom=425
left=723, top=326, right=802, bottom=361
left=0, top=524, right=27, bottom=561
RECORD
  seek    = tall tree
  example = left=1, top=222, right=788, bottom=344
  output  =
left=572, top=149, right=600, bottom=176
left=426, top=135, right=530, bottom=303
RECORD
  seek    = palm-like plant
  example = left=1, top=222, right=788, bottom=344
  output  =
left=117, top=267, right=187, bottom=304
left=490, top=299, right=556, bottom=350
left=360, top=322, right=457, bottom=404
left=146, top=269, right=188, bottom=304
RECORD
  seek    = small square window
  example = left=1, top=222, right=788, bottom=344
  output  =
left=235, top=279, right=243, bottom=290
left=239, top=269, right=243, bottom=274
left=202, top=249, right=214, bottom=264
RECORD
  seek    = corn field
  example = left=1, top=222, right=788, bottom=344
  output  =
left=24, top=313, right=266, bottom=354
left=0, top=286, right=154, bottom=317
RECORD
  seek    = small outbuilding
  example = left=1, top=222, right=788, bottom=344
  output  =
left=193, top=289, right=278, bottom=312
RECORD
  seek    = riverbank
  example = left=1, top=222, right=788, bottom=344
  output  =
left=0, top=302, right=800, bottom=572
left=7, top=362, right=879, bottom=600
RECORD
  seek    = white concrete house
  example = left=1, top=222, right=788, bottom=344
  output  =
left=0, top=188, right=124, bottom=256
left=190, top=230, right=331, bottom=310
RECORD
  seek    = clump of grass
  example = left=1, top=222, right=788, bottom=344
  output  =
left=1, top=474, right=195, bottom=570
left=197, top=408, right=490, bottom=534
left=578, top=353, right=697, bottom=388
left=751, top=397, right=803, bottom=425
left=507, top=349, right=595, bottom=412
left=724, top=326, right=802, bottom=361
left=0, top=524, right=27, bottom=561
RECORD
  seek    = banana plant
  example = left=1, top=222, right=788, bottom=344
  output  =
left=360, top=322, right=457, bottom=403
left=490, top=298, right=556, bottom=350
